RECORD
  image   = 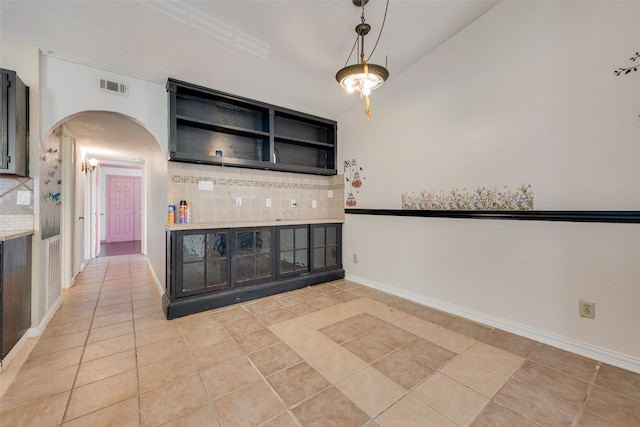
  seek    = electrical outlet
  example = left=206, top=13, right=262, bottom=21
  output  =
left=579, top=300, right=595, bottom=319
left=235, top=197, right=242, bottom=207
left=290, top=199, right=297, bottom=207
left=266, top=198, right=272, bottom=207
left=353, top=254, right=358, bottom=263
left=327, top=190, right=334, bottom=198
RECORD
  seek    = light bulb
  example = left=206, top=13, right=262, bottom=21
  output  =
left=362, top=84, right=371, bottom=96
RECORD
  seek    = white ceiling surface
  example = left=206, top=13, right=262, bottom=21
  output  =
left=1, top=0, right=497, bottom=161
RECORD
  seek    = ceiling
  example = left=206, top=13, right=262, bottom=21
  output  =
left=1, top=0, right=498, bottom=161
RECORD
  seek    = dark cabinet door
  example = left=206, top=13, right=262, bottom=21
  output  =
left=231, top=227, right=275, bottom=286
left=311, top=224, right=342, bottom=272
left=1, top=236, right=32, bottom=359
left=278, top=225, right=309, bottom=277
left=0, top=68, right=28, bottom=176
left=175, top=229, right=230, bottom=298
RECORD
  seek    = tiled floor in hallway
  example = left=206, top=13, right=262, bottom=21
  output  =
left=1, top=254, right=639, bottom=426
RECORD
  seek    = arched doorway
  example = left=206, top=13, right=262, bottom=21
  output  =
left=51, top=111, right=164, bottom=290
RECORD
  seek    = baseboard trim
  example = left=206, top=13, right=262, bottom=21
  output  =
left=346, top=274, right=640, bottom=374
left=147, top=258, right=164, bottom=297
left=34, top=298, right=63, bottom=336
left=0, top=331, right=33, bottom=372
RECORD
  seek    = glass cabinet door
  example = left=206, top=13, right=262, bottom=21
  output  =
left=178, top=230, right=229, bottom=297
left=279, top=226, right=309, bottom=275
left=312, top=224, right=340, bottom=271
left=233, top=228, right=274, bottom=285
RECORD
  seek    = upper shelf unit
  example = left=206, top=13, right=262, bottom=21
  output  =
left=167, top=79, right=337, bottom=175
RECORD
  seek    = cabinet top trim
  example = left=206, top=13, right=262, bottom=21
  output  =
left=166, top=218, right=344, bottom=231
left=167, top=78, right=337, bottom=125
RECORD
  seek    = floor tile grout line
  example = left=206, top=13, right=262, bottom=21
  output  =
left=572, top=362, right=601, bottom=427
left=59, top=259, right=108, bottom=425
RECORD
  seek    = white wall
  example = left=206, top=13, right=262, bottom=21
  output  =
left=41, top=56, right=169, bottom=294
left=338, top=2, right=640, bottom=371
left=146, top=144, right=169, bottom=294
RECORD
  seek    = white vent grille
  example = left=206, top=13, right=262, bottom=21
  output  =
left=97, top=77, right=128, bottom=96
left=45, top=236, right=61, bottom=309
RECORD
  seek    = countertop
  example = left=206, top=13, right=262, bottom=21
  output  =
left=166, top=218, right=344, bottom=231
left=0, top=230, right=34, bottom=242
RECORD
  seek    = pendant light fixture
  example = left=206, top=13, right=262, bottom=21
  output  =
left=336, top=0, right=389, bottom=118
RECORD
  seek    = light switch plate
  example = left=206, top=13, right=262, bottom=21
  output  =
left=312, top=200, right=317, bottom=209
left=327, top=190, right=333, bottom=198
left=17, top=190, right=31, bottom=206
left=235, top=197, right=242, bottom=207
left=198, top=180, right=214, bottom=191
left=266, top=198, right=272, bottom=207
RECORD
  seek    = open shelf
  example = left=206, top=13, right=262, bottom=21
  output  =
left=167, top=79, right=337, bottom=175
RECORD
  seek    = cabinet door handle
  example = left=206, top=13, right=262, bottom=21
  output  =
left=79, top=216, right=84, bottom=220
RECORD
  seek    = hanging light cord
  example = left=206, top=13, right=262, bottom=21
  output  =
left=341, top=0, right=389, bottom=67
left=367, top=0, right=389, bottom=62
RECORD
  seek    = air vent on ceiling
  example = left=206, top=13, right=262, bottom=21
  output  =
left=97, top=77, right=128, bottom=96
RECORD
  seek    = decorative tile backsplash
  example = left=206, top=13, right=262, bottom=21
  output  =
left=0, top=176, right=34, bottom=215
left=168, top=163, right=345, bottom=224
left=0, top=214, right=34, bottom=234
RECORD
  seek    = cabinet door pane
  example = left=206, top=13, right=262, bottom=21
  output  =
left=207, top=232, right=227, bottom=257
left=255, top=254, right=271, bottom=278
left=236, top=257, right=254, bottom=282
left=183, top=235, right=205, bottom=262
left=327, top=247, right=337, bottom=266
left=256, top=231, right=270, bottom=254
left=314, top=248, right=325, bottom=269
left=314, top=227, right=325, bottom=246
left=183, top=263, right=205, bottom=291
left=295, top=227, right=308, bottom=248
left=280, top=251, right=294, bottom=273
left=326, top=226, right=337, bottom=245
left=236, top=232, right=255, bottom=255
left=295, top=249, right=308, bottom=269
left=207, top=260, right=228, bottom=287
left=280, top=229, right=293, bottom=251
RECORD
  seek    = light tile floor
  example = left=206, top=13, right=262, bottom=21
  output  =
left=1, top=254, right=639, bottom=426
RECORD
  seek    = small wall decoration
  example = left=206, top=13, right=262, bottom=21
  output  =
left=614, top=51, right=639, bottom=76
left=40, top=129, right=62, bottom=239
left=402, top=184, right=534, bottom=211
left=344, top=158, right=366, bottom=207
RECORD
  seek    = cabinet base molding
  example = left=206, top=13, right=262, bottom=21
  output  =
left=163, top=269, right=344, bottom=319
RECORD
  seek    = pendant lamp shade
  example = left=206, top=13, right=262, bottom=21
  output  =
left=336, top=0, right=389, bottom=117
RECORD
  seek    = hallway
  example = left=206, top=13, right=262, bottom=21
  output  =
left=0, top=254, right=639, bottom=426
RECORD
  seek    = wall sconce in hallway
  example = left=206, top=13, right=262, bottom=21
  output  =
left=81, top=158, right=98, bottom=174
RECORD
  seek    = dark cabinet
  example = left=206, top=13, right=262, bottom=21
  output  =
left=232, top=228, right=274, bottom=285
left=1, top=68, right=29, bottom=176
left=312, top=224, right=341, bottom=272
left=174, top=229, right=230, bottom=299
left=278, top=226, right=309, bottom=276
left=1, top=235, right=32, bottom=360
left=164, top=223, right=343, bottom=318
left=167, top=79, right=337, bottom=175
